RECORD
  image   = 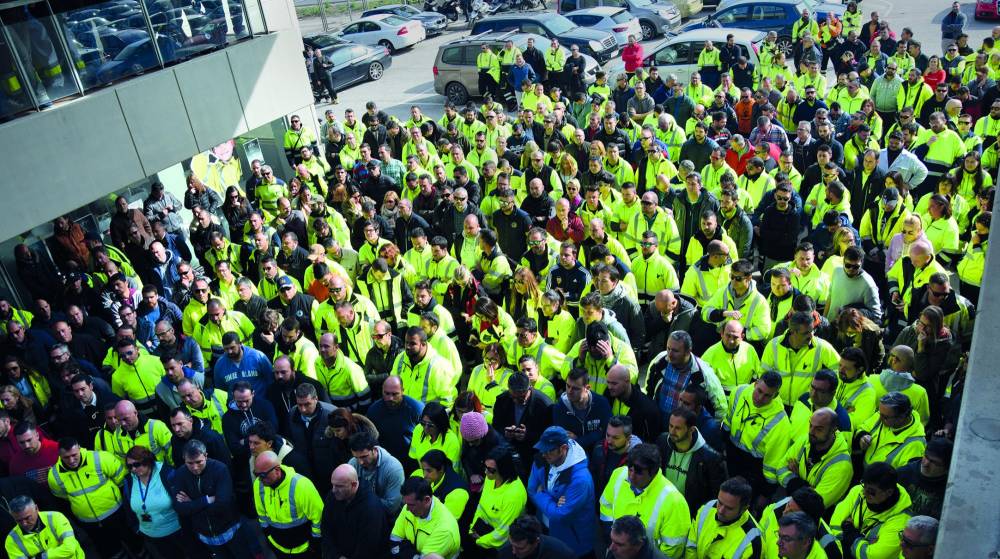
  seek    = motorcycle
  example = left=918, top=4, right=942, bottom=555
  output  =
left=424, top=0, right=460, bottom=21
left=468, top=0, right=502, bottom=22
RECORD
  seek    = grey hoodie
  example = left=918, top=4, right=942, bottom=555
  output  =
left=571, top=308, right=631, bottom=348
left=547, top=439, right=587, bottom=490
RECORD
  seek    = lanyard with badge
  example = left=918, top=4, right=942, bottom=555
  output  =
left=138, top=475, right=155, bottom=522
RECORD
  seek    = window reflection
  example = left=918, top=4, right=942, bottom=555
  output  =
left=0, top=2, right=83, bottom=108
left=0, top=0, right=263, bottom=117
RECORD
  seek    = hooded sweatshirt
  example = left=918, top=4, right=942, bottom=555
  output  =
left=663, top=430, right=708, bottom=494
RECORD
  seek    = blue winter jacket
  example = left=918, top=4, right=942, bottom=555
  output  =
left=527, top=441, right=595, bottom=557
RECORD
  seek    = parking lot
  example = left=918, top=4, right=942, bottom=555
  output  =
left=303, top=0, right=988, bottom=121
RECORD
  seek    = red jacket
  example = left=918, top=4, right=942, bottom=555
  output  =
left=547, top=214, right=586, bottom=244
left=623, top=44, right=645, bottom=73
left=8, top=437, right=58, bottom=482
left=726, top=147, right=755, bottom=176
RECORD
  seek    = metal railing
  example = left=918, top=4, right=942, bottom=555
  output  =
left=0, top=0, right=268, bottom=122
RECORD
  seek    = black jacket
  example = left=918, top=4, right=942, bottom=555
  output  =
left=460, top=427, right=508, bottom=481
left=758, top=203, right=803, bottom=261
left=172, top=458, right=242, bottom=538
left=498, top=535, right=576, bottom=559
left=654, top=430, right=728, bottom=512
left=493, top=207, right=533, bottom=260
left=321, top=483, right=388, bottom=559
left=287, top=401, right=338, bottom=495
left=606, top=386, right=661, bottom=443
left=492, top=390, right=553, bottom=467
left=267, top=292, right=319, bottom=341
left=266, top=372, right=331, bottom=433
left=589, top=440, right=631, bottom=495
left=393, top=213, right=431, bottom=253
left=170, top=417, right=232, bottom=467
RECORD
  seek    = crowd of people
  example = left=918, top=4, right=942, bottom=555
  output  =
left=0, top=5, right=991, bottom=559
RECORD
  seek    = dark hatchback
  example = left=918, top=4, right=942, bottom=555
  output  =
left=470, top=12, right=618, bottom=63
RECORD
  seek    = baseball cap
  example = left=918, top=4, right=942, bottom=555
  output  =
left=534, top=426, right=570, bottom=453
left=882, top=187, right=900, bottom=203
left=276, top=276, right=294, bottom=289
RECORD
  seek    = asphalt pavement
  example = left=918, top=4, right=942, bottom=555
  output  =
left=302, top=0, right=1000, bottom=122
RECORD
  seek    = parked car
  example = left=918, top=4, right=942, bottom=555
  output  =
left=84, top=28, right=149, bottom=59
left=433, top=31, right=600, bottom=105
left=606, top=27, right=764, bottom=84
left=335, top=14, right=427, bottom=53
left=679, top=0, right=844, bottom=56
left=470, top=12, right=618, bottom=63
left=362, top=4, right=449, bottom=35
left=95, top=34, right=180, bottom=83
left=318, top=42, right=393, bottom=91
left=558, top=0, right=686, bottom=37
left=564, top=7, right=642, bottom=47
left=976, top=0, right=1000, bottom=19
left=303, top=32, right=350, bottom=51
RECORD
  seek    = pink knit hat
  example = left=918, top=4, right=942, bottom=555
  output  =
left=460, top=412, right=489, bottom=441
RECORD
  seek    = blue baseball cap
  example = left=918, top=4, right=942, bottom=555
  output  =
left=534, top=426, right=570, bottom=453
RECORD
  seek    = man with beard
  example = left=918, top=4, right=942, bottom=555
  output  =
left=363, top=321, right=402, bottom=398
left=896, top=437, right=951, bottom=518
left=168, top=406, right=230, bottom=466
left=780, top=407, right=853, bottom=509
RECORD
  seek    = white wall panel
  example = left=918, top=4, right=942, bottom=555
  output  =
left=227, top=33, right=313, bottom=128
left=0, top=92, right=145, bottom=240
left=174, top=52, right=250, bottom=152
left=115, top=70, right=200, bottom=176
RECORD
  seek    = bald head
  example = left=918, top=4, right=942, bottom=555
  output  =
left=384, top=375, right=402, bottom=393
left=889, top=345, right=915, bottom=371
left=254, top=450, right=280, bottom=472
left=115, top=399, right=136, bottom=416
left=607, top=364, right=630, bottom=383
left=331, top=463, right=359, bottom=501
left=812, top=407, right=838, bottom=428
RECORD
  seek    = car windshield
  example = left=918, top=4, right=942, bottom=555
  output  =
left=611, top=10, right=633, bottom=23
left=383, top=15, right=410, bottom=26
left=115, top=39, right=149, bottom=61
left=543, top=15, right=578, bottom=34
left=398, top=5, right=420, bottom=14
left=309, top=34, right=343, bottom=48
left=631, top=0, right=655, bottom=7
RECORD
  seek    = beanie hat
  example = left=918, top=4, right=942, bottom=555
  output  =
left=460, top=412, right=489, bottom=441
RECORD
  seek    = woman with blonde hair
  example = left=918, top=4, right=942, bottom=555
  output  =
left=557, top=154, right=579, bottom=187
left=538, top=290, right=575, bottom=353
left=833, top=307, right=886, bottom=371
left=820, top=226, right=858, bottom=277
left=520, top=141, right=541, bottom=170
left=466, top=345, right=514, bottom=421
left=505, top=267, right=542, bottom=321
left=0, top=385, right=37, bottom=426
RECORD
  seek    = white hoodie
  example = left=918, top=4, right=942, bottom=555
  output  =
left=547, top=438, right=587, bottom=491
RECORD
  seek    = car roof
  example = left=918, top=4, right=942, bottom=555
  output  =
left=665, top=27, right=766, bottom=42
left=444, top=30, right=536, bottom=45
left=721, top=0, right=801, bottom=6
left=481, top=12, right=559, bottom=21
left=566, top=7, right=627, bottom=16
left=358, top=13, right=395, bottom=22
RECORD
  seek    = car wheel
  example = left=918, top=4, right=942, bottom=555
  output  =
left=368, top=61, right=384, bottom=80
left=378, top=39, right=395, bottom=54
left=445, top=81, right=469, bottom=105
left=776, top=36, right=793, bottom=57
left=639, top=20, right=656, bottom=40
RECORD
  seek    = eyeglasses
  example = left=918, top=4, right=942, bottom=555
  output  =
left=639, top=241, right=657, bottom=247
left=255, top=465, right=279, bottom=478
left=126, top=462, right=145, bottom=470
left=929, top=289, right=949, bottom=298
left=775, top=195, right=791, bottom=202
left=484, top=466, right=498, bottom=474
left=420, top=420, right=436, bottom=428
left=454, top=197, right=467, bottom=202
left=373, top=331, right=390, bottom=338
left=731, top=275, right=749, bottom=281
left=899, top=532, right=931, bottom=548
left=844, top=262, right=862, bottom=270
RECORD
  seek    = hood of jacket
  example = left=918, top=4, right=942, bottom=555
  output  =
left=668, top=427, right=707, bottom=455
left=600, top=283, right=630, bottom=309
left=879, top=370, right=916, bottom=391
left=548, top=439, right=587, bottom=488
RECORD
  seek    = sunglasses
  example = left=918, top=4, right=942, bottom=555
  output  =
left=844, top=262, right=862, bottom=270
left=255, top=465, right=279, bottom=478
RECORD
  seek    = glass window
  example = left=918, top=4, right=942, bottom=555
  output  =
left=752, top=5, right=785, bottom=20
left=147, top=0, right=250, bottom=60
left=382, top=15, right=409, bottom=26
left=522, top=23, right=546, bottom=35
left=561, top=0, right=580, bottom=10
left=610, top=11, right=634, bottom=24
left=716, top=6, right=750, bottom=23
left=654, top=42, right=691, bottom=65
left=2, top=2, right=84, bottom=106
left=580, top=0, right=602, bottom=7
left=442, top=46, right=462, bottom=64
left=343, top=23, right=361, bottom=34
left=543, top=15, right=576, bottom=34
left=329, top=46, right=353, bottom=66
left=245, top=0, right=267, bottom=36
left=0, top=37, right=34, bottom=120
left=362, top=22, right=381, bottom=32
